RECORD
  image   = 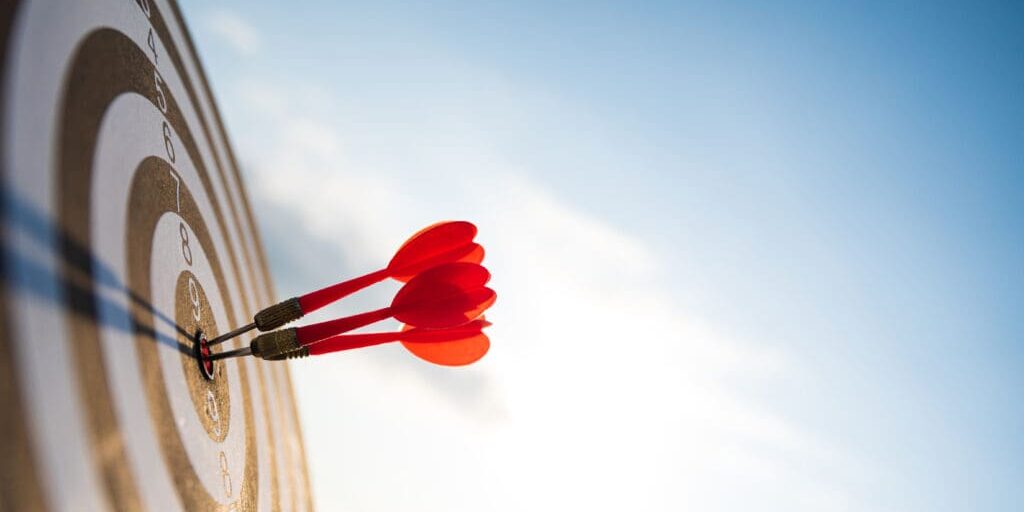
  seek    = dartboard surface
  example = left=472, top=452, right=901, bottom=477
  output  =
left=0, top=1, right=312, bottom=510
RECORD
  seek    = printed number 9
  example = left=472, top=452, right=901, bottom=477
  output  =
left=187, top=276, right=201, bottom=323
left=205, top=390, right=221, bottom=437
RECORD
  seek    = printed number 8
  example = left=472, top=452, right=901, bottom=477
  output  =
left=179, top=222, right=192, bottom=266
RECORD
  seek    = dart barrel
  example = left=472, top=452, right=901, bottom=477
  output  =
left=266, top=347, right=311, bottom=361
left=253, top=297, right=304, bottom=331
left=250, top=328, right=302, bottom=359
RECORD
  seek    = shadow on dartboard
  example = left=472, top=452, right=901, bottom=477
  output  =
left=0, top=183, right=191, bottom=355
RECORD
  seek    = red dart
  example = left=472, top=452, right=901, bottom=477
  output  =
left=214, top=319, right=492, bottom=363
left=241, top=262, right=497, bottom=360
left=212, top=319, right=493, bottom=362
left=305, top=319, right=492, bottom=356
left=296, top=262, right=495, bottom=345
left=298, top=221, right=484, bottom=313
left=207, top=221, right=484, bottom=346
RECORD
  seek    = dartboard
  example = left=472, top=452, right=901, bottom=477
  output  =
left=0, top=1, right=312, bottom=511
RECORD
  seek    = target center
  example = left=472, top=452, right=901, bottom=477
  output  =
left=195, top=330, right=216, bottom=381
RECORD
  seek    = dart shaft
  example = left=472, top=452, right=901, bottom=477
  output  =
left=298, top=268, right=389, bottom=313
left=307, top=332, right=401, bottom=355
left=207, top=322, right=256, bottom=346
left=209, top=346, right=253, bottom=360
left=295, top=306, right=394, bottom=345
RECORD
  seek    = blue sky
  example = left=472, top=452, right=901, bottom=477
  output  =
left=179, top=1, right=1023, bottom=510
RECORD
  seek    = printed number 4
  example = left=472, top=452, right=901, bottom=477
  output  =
left=147, top=28, right=158, bottom=64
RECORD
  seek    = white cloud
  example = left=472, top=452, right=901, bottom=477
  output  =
left=228, top=79, right=864, bottom=511
left=203, top=8, right=261, bottom=56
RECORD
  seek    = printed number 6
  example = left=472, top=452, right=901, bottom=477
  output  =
left=162, top=121, right=175, bottom=163
left=219, top=451, right=233, bottom=498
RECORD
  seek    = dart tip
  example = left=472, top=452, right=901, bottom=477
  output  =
left=206, top=322, right=257, bottom=346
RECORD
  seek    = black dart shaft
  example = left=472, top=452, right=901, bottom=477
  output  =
left=208, top=346, right=253, bottom=361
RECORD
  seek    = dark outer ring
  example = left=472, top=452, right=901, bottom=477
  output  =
left=0, top=0, right=48, bottom=510
left=127, top=157, right=255, bottom=511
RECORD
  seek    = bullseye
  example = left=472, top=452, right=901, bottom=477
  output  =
left=195, top=330, right=215, bottom=381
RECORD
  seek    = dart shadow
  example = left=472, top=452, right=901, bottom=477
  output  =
left=0, top=185, right=194, bottom=356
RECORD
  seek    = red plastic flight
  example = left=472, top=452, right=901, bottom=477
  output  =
left=299, top=221, right=484, bottom=313
left=294, top=262, right=496, bottom=346
left=400, top=321, right=491, bottom=367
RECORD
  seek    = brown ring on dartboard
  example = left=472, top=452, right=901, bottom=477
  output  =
left=55, top=28, right=264, bottom=512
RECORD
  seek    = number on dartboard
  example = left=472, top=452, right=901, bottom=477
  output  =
left=205, top=390, right=221, bottom=438
left=179, top=222, right=193, bottom=266
left=162, top=120, right=176, bottom=163
left=146, top=28, right=158, bottom=64
left=219, top=451, right=234, bottom=498
left=154, top=70, right=168, bottom=113
left=135, top=0, right=152, bottom=18
left=168, top=169, right=181, bottom=212
left=187, top=275, right=201, bottom=323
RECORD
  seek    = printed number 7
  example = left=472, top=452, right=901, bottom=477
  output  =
left=168, top=170, right=180, bottom=212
